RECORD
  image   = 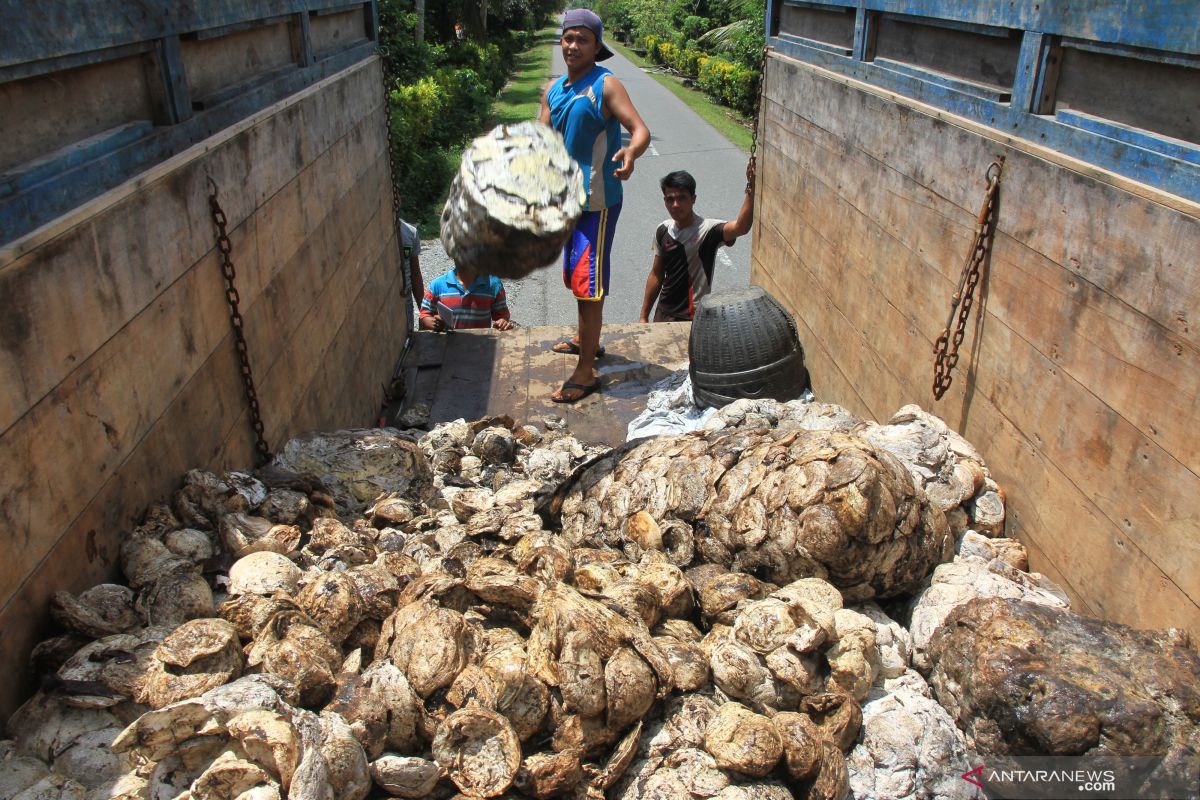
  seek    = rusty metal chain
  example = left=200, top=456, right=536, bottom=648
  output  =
left=747, top=44, right=769, bottom=190
left=377, top=43, right=422, bottom=343
left=376, top=46, right=406, bottom=289
left=749, top=44, right=769, bottom=161
left=206, top=177, right=271, bottom=464
left=932, top=156, right=1005, bottom=400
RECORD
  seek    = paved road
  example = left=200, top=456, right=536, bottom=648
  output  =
left=501, top=38, right=754, bottom=326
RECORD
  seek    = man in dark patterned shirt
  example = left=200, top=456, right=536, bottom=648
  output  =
left=640, top=157, right=756, bottom=322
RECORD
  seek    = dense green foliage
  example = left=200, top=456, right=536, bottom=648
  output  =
left=577, top=0, right=765, bottom=116
left=378, top=0, right=562, bottom=226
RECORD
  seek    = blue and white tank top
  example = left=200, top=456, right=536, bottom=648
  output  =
left=546, top=65, right=622, bottom=211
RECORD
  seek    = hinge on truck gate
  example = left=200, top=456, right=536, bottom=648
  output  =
left=932, top=156, right=1005, bottom=401
left=206, top=176, right=272, bottom=465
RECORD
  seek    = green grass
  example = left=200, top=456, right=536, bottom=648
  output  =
left=491, top=27, right=558, bottom=126
left=610, top=40, right=753, bottom=153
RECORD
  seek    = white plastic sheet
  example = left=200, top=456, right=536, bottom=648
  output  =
left=625, top=370, right=718, bottom=441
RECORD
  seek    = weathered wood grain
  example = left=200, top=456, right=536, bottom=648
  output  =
left=0, top=0, right=369, bottom=70
left=243, top=142, right=390, bottom=404
left=754, top=195, right=1199, bottom=634
left=754, top=56, right=1200, bottom=632
left=0, top=61, right=397, bottom=720
left=752, top=217, right=874, bottom=419
left=430, top=330, right=504, bottom=425
left=292, top=209, right=397, bottom=434
left=0, top=244, right=232, bottom=612
left=763, top=91, right=1200, bottom=475
left=0, top=63, right=383, bottom=439
left=244, top=156, right=392, bottom=446
left=0, top=98, right=388, bottom=619
left=755, top=160, right=916, bottom=413
left=405, top=323, right=693, bottom=447
left=765, top=56, right=1200, bottom=346
left=758, top=132, right=1200, bottom=610
left=480, top=324, right=533, bottom=424
left=336, top=239, right=406, bottom=427
left=332, top=147, right=405, bottom=431
left=759, top=94, right=1200, bottom=607
left=521, top=325, right=579, bottom=424
left=0, top=327, right=251, bottom=721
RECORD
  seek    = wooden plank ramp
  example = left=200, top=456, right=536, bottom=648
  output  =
left=407, top=322, right=691, bottom=447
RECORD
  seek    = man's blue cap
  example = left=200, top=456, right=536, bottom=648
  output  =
left=562, top=8, right=614, bottom=61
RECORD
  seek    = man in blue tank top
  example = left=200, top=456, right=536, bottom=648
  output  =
left=539, top=8, right=649, bottom=403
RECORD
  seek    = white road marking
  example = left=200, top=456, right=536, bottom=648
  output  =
left=648, top=141, right=659, bottom=157
left=718, top=249, right=734, bottom=269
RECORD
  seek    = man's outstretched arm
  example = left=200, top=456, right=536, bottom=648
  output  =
left=603, top=77, right=650, bottom=180
left=723, top=156, right=756, bottom=243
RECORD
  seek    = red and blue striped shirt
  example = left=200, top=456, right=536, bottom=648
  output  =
left=420, top=268, right=511, bottom=329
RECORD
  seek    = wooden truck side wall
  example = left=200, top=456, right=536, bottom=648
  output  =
left=0, top=3, right=405, bottom=719
left=757, top=0, right=1200, bottom=636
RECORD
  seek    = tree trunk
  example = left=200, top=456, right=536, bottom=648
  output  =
left=415, top=0, right=425, bottom=43
left=431, top=0, right=457, bottom=42
left=463, top=0, right=487, bottom=42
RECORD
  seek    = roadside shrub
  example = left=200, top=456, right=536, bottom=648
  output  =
left=380, top=13, right=548, bottom=227
left=509, top=29, right=534, bottom=51
left=393, top=146, right=457, bottom=220
left=697, top=55, right=758, bottom=116
left=625, top=0, right=673, bottom=40
left=436, top=67, right=493, bottom=142
left=390, top=77, right=445, bottom=146
left=681, top=15, right=710, bottom=41
left=656, top=40, right=678, bottom=65
left=675, top=45, right=705, bottom=78
left=640, top=34, right=659, bottom=60
left=446, top=40, right=509, bottom=94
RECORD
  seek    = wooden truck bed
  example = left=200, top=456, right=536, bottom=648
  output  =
left=398, top=322, right=693, bottom=446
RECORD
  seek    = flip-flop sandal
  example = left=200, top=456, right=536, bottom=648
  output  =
left=551, top=339, right=605, bottom=357
left=551, top=380, right=602, bottom=404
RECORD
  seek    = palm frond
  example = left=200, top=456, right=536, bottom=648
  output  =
left=714, top=0, right=765, bottom=20
left=696, top=18, right=755, bottom=51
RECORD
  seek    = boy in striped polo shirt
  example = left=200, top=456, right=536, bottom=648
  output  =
left=419, top=264, right=515, bottom=331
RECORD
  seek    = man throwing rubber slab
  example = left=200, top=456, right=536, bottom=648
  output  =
left=539, top=8, right=650, bottom=403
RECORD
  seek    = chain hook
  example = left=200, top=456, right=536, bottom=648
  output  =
left=931, top=155, right=1005, bottom=400
left=985, top=156, right=1005, bottom=185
